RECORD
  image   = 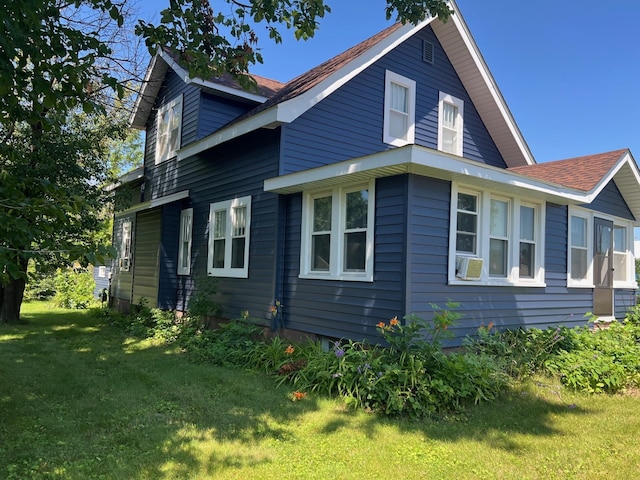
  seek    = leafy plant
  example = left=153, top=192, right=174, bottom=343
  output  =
left=52, top=267, right=96, bottom=309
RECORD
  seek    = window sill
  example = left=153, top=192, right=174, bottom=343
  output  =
left=448, top=278, right=546, bottom=288
left=299, top=272, right=373, bottom=283
left=208, top=270, right=249, bottom=279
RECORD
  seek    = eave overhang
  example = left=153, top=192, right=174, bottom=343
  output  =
left=264, top=145, right=640, bottom=225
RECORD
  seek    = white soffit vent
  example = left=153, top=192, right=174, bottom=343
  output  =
left=423, top=40, right=435, bottom=64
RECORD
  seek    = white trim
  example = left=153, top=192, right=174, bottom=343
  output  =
left=155, top=94, right=183, bottom=164
left=119, top=221, right=132, bottom=272
left=568, top=207, right=638, bottom=289
left=118, top=190, right=190, bottom=215
left=448, top=183, right=546, bottom=287
left=383, top=70, right=416, bottom=146
left=264, top=145, right=597, bottom=205
left=159, top=50, right=270, bottom=104
left=300, top=180, right=375, bottom=282
left=207, top=196, right=252, bottom=278
left=178, top=20, right=436, bottom=159
left=437, top=92, right=464, bottom=155
left=177, top=208, right=193, bottom=276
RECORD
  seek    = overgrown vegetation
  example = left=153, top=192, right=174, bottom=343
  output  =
left=100, top=297, right=640, bottom=419
left=3, top=302, right=640, bottom=479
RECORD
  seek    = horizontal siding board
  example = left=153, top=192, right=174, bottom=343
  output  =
left=582, top=181, right=634, bottom=220
left=281, top=25, right=506, bottom=175
left=132, top=209, right=162, bottom=307
left=404, top=175, right=633, bottom=346
left=281, top=176, right=407, bottom=341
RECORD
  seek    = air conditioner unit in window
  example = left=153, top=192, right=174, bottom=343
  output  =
left=119, top=257, right=130, bottom=271
left=456, top=256, right=483, bottom=280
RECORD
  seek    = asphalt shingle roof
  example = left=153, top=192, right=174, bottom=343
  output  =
left=508, top=149, right=629, bottom=192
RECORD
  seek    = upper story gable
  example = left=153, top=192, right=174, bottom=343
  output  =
left=130, top=49, right=283, bottom=168
left=178, top=1, right=535, bottom=172
left=279, top=24, right=507, bottom=174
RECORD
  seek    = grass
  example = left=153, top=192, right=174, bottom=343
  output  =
left=1, top=302, right=640, bottom=479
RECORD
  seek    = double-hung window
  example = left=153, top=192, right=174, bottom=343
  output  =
left=383, top=70, right=416, bottom=146
left=438, top=92, right=464, bottom=156
left=177, top=208, right=193, bottom=276
left=301, top=181, right=375, bottom=281
left=119, top=220, right=132, bottom=272
left=155, top=95, right=183, bottom=164
left=450, top=185, right=544, bottom=285
left=207, top=196, right=251, bottom=278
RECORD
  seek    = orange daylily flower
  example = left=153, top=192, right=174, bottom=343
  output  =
left=285, top=345, right=295, bottom=355
left=389, top=317, right=399, bottom=326
left=376, top=322, right=386, bottom=329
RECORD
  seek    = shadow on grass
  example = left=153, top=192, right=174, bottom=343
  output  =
left=0, top=303, right=595, bottom=478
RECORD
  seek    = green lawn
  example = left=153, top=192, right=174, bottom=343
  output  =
left=1, top=302, right=639, bottom=479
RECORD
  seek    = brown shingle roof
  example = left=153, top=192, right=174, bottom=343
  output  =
left=508, top=149, right=629, bottom=192
left=161, top=47, right=285, bottom=98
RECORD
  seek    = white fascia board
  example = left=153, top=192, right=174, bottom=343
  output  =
left=177, top=108, right=281, bottom=160
left=178, top=20, right=434, bottom=159
left=158, top=51, right=269, bottom=103
left=447, top=3, right=535, bottom=166
left=118, top=190, right=189, bottom=215
left=264, top=145, right=592, bottom=205
left=130, top=54, right=164, bottom=129
left=275, top=21, right=432, bottom=123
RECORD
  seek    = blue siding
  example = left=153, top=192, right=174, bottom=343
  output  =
left=164, top=130, right=282, bottom=323
left=281, top=25, right=505, bottom=175
left=144, top=70, right=200, bottom=170
left=198, top=93, right=253, bottom=139
left=281, top=176, right=407, bottom=340
left=404, top=177, right=616, bottom=345
left=583, top=181, right=635, bottom=220
left=158, top=203, right=181, bottom=310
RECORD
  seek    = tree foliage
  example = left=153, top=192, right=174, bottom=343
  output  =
left=0, top=0, right=451, bottom=322
left=137, top=0, right=452, bottom=89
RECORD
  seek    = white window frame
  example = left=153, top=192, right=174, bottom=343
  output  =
left=98, top=266, right=106, bottom=278
left=300, top=180, right=375, bottom=282
left=177, top=208, right=193, bottom=276
left=437, top=92, right=464, bottom=156
left=155, top=94, right=183, bottom=164
left=383, top=70, right=416, bottom=147
left=119, top=220, right=132, bottom=272
left=449, top=184, right=545, bottom=286
left=207, top=196, right=251, bottom=278
left=567, top=207, right=636, bottom=288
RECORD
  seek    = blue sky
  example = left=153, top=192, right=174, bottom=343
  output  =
left=136, top=0, right=640, bottom=164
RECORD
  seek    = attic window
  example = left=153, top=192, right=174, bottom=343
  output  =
left=423, top=40, right=434, bottom=64
left=155, top=94, right=183, bottom=164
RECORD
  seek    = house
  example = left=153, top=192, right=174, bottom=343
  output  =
left=109, top=1, right=640, bottom=345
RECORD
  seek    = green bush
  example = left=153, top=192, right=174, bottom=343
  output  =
left=276, top=304, right=508, bottom=418
left=53, top=267, right=96, bottom=309
left=544, top=322, right=640, bottom=393
left=466, top=324, right=574, bottom=379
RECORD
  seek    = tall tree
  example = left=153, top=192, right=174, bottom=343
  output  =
left=0, top=0, right=451, bottom=322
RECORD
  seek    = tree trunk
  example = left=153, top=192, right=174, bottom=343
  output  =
left=0, top=261, right=27, bottom=323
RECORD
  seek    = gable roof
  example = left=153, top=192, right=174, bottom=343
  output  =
left=177, top=0, right=535, bottom=168
left=510, top=148, right=640, bottom=221
left=130, top=49, right=285, bottom=130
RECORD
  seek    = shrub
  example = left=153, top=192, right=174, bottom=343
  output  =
left=53, top=267, right=95, bottom=309
left=278, top=304, right=508, bottom=418
left=466, top=324, right=574, bottom=379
